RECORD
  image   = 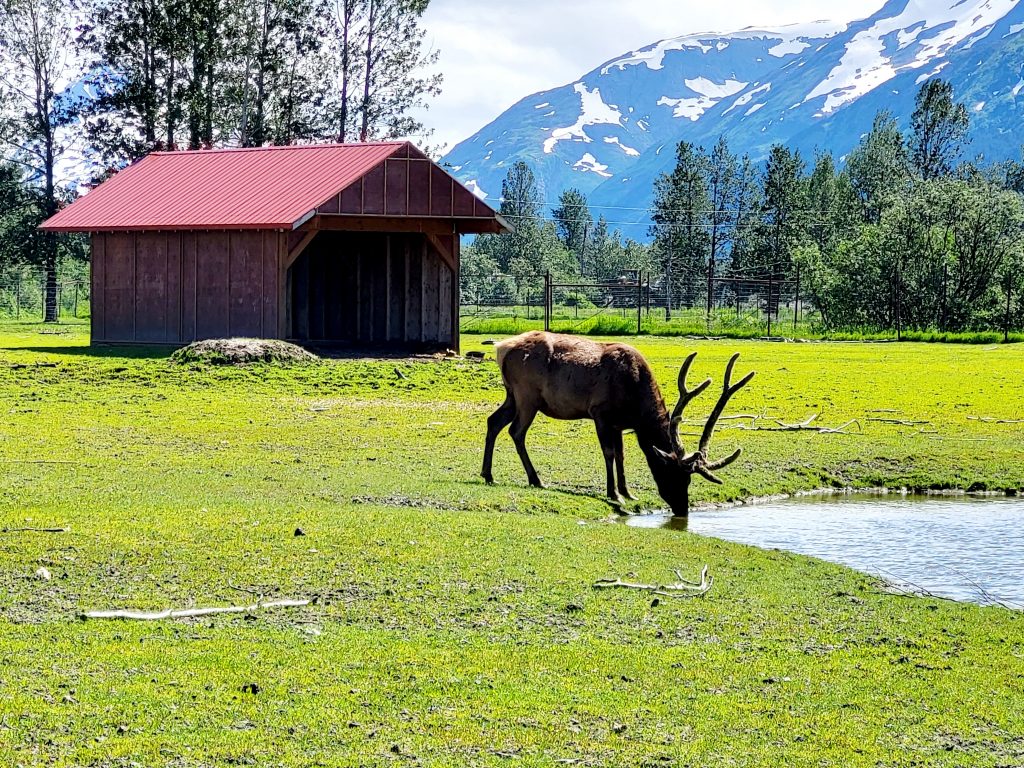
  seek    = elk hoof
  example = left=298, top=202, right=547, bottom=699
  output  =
left=529, top=480, right=546, bottom=490
left=481, top=474, right=494, bottom=485
left=619, top=491, right=638, bottom=501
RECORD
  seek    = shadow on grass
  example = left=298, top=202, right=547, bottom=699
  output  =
left=459, top=476, right=654, bottom=517
left=0, top=344, right=173, bottom=360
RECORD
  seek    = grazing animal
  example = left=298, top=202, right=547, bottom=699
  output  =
left=481, top=331, right=754, bottom=516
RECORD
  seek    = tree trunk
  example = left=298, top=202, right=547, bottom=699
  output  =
left=359, top=0, right=377, bottom=142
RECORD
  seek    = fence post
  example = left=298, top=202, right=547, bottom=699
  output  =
left=766, top=276, right=773, bottom=339
left=636, top=273, right=643, bottom=335
left=543, top=271, right=551, bottom=333
left=15, top=279, right=20, bottom=319
left=1006, top=273, right=1013, bottom=344
left=41, top=279, right=45, bottom=321
left=73, top=283, right=79, bottom=318
left=895, top=262, right=902, bottom=342
left=794, top=266, right=800, bottom=332
left=705, top=255, right=714, bottom=327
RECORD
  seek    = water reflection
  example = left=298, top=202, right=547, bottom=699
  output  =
left=621, top=495, right=1024, bottom=608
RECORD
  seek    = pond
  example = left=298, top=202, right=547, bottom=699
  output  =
left=624, top=495, right=1024, bottom=608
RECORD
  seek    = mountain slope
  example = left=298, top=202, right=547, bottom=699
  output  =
left=443, top=0, right=1024, bottom=237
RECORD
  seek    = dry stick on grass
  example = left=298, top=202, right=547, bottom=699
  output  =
left=967, top=416, right=1024, bottom=424
left=594, top=565, right=713, bottom=598
left=723, top=414, right=861, bottom=435
left=1, top=460, right=79, bottom=465
left=82, top=599, right=311, bottom=621
left=2, top=527, right=68, bottom=534
left=867, top=418, right=932, bottom=426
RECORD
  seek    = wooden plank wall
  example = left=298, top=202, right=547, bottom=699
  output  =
left=289, top=231, right=455, bottom=348
left=319, top=149, right=493, bottom=221
left=91, top=230, right=281, bottom=344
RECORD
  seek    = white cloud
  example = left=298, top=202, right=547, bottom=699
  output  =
left=412, top=0, right=884, bottom=152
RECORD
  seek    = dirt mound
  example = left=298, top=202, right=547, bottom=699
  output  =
left=170, top=338, right=318, bottom=365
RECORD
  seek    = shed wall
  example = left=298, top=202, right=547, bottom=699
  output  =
left=90, top=230, right=283, bottom=344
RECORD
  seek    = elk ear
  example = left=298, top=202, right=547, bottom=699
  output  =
left=652, top=446, right=675, bottom=464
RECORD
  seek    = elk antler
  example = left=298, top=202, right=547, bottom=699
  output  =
left=685, top=353, right=756, bottom=484
left=670, top=353, right=712, bottom=449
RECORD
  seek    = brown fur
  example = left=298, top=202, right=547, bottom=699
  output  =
left=482, top=332, right=690, bottom=514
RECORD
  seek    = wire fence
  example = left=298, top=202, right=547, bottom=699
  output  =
left=0, top=272, right=91, bottom=321
left=459, top=269, right=817, bottom=338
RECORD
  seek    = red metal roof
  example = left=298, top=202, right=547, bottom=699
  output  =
left=41, top=142, right=462, bottom=232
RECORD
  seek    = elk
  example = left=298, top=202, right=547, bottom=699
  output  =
left=480, top=331, right=755, bottom=516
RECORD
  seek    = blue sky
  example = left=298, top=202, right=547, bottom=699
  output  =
left=416, top=0, right=887, bottom=150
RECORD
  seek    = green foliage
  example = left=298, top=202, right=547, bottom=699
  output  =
left=910, top=78, right=970, bottom=181
left=77, top=0, right=441, bottom=163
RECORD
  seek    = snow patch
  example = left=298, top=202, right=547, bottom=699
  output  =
left=769, top=39, right=810, bottom=57
left=724, top=83, right=771, bottom=116
left=915, top=61, right=950, bottom=85
left=1006, top=23, right=1024, bottom=36
left=534, top=102, right=550, bottom=109
left=465, top=180, right=488, bottom=200
left=603, top=136, right=640, bottom=156
left=684, top=77, right=747, bottom=98
left=745, top=103, right=766, bottom=116
left=1013, top=79, right=1024, bottom=97
left=601, top=19, right=843, bottom=73
left=658, top=78, right=747, bottom=121
left=658, top=95, right=716, bottom=121
left=573, top=153, right=612, bottom=178
left=543, top=83, right=623, bottom=154
left=974, top=101, right=985, bottom=111
left=805, top=0, right=1018, bottom=114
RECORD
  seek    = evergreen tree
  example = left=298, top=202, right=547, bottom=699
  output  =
left=704, top=136, right=737, bottom=311
left=475, top=161, right=544, bottom=274
left=650, top=141, right=710, bottom=317
left=752, top=144, right=807, bottom=282
left=552, top=188, right=591, bottom=274
left=728, top=153, right=760, bottom=274
left=910, top=78, right=969, bottom=181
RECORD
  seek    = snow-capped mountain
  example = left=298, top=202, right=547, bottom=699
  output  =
left=443, top=0, right=1024, bottom=237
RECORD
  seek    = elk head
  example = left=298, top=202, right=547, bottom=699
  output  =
left=650, top=353, right=755, bottom=516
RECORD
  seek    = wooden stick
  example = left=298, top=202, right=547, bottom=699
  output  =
left=1, top=460, right=79, bottom=465
left=594, top=566, right=713, bottom=598
left=2, top=527, right=68, bottom=533
left=82, top=599, right=311, bottom=621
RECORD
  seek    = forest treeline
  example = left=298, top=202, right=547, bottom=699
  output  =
left=469, top=79, right=1024, bottom=334
left=0, top=0, right=439, bottom=319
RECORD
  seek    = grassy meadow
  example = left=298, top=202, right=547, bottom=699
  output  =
left=1, top=320, right=1023, bottom=767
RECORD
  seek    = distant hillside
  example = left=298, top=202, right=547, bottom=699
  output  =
left=443, top=0, right=1024, bottom=238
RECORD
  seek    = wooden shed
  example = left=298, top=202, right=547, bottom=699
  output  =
left=40, top=142, right=509, bottom=350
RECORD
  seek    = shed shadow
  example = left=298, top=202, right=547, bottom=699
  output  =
left=0, top=344, right=173, bottom=360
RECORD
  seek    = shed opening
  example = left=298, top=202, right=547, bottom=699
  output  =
left=288, top=231, right=457, bottom=349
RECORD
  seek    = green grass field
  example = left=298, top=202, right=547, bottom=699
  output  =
left=1, top=320, right=1022, bottom=766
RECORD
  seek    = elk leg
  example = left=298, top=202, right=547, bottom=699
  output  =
left=595, top=420, right=623, bottom=504
left=613, top=430, right=637, bottom=501
left=509, top=405, right=543, bottom=489
left=481, top=392, right=516, bottom=484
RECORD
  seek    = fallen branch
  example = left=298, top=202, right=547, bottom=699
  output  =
left=967, top=416, right=1024, bottom=425
left=2, top=527, right=68, bottom=534
left=82, top=598, right=310, bottom=621
left=867, top=418, right=931, bottom=426
left=594, top=565, right=713, bottom=598
left=725, top=414, right=861, bottom=435
left=1, top=460, right=79, bottom=465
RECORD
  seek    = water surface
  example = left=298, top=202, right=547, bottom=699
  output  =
left=625, top=495, right=1024, bottom=607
